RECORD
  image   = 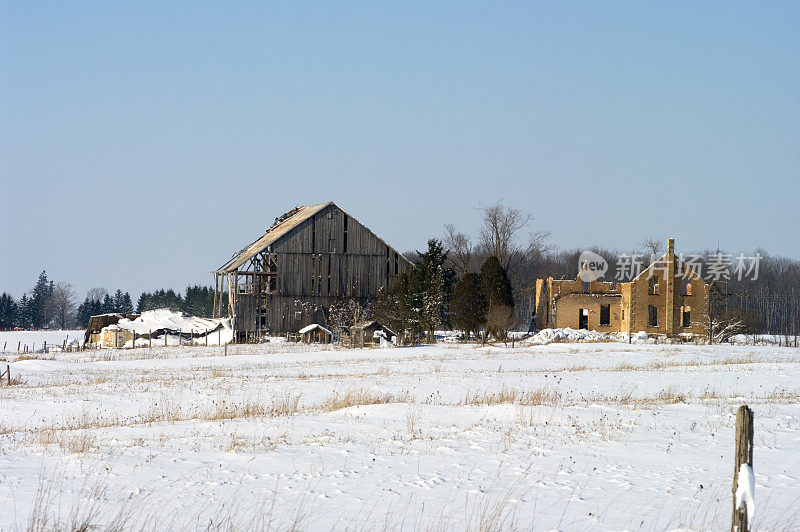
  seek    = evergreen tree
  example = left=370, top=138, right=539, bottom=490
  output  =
left=101, top=293, right=115, bottom=314
left=18, top=294, right=33, bottom=329
left=76, top=289, right=108, bottom=327
left=163, top=289, right=183, bottom=311
left=450, top=273, right=487, bottom=341
left=30, top=271, right=54, bottom=328
left=0, top=292, right=19, bottom=328
left=137, top=292, right=150, bottom=313
left=76, top=296, right=93, bottom=327
left=184, top=285, right=213, bottom=317
left=414, top=239, right=457, bottom=343
left=120, top=292, right=134, bottom=313
left=480, top=256, right=514, bottom=340
left=112, top=289, right=125, bottom=312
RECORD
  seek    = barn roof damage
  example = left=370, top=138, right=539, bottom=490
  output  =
left=214, top=203, right=330, bottom=274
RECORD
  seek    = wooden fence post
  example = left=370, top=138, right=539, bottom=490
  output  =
left=732, top=404, right=754, bottom=532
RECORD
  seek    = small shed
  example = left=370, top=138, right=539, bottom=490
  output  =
left=350, top=320, right=396, bottom=348
left=299, top=323, right=333, bottom=344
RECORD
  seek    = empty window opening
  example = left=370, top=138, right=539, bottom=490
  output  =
left=648, top=305, right=658, bottom=327
left=394, top=253, right=399, bottom=275
left=578, top=308, right=589, bottom=329
left=684, top=281, right=693, bottom=296
left=649, top=276, right=659, bottom=295
left=682, top=305, right=691, bottom=328
left=600, top=304, right=610, bottom=326
left=582, top=280, right=590, bottom=293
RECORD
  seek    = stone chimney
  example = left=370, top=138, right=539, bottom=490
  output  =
left=665, top=237, right=676, bottom=336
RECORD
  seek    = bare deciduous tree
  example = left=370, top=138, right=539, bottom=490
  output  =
left=443, top=223, right=474, bottom=274
left=49, top=282, right=76, bottom=329
left=639, top=234, right=663, bottom=255
left=87, top=287, right=108, bottom=303
left=478, top=201, right=550, bottom=275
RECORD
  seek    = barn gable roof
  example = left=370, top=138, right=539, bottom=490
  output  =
left=214, top=202, right=330, bottom=273
left=214, top=201, right=411, bottom=274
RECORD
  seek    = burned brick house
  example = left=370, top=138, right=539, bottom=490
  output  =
left=534, top=238, right=710, bottom=337
left=212, top=202, right=411, bottom=338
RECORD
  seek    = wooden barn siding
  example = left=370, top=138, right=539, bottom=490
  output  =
left=233, top=204, right=407, bottom=334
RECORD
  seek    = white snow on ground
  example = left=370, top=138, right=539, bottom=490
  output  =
left=1, top=333, right=799, bottom=530
left=0, top=330, right=84, bottom=354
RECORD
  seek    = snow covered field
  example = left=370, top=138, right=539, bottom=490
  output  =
left=1, top=334, right=799, bottom=530
left=0, top=329, right=84, bottom=353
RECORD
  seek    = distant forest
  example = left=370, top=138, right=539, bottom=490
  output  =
left=1, top=203, right=798, bottom=336
left=0, top=273, right=222, bottom=329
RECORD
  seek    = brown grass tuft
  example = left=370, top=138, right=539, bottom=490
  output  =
left=324, top=388, right=410, bottom=412
left=462, top=386, right=560, bottom=406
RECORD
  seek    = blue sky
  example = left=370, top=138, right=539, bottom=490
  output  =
left=2, top=1, right=799, bottom=299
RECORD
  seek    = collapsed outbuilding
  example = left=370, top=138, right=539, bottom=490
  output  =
left=85, top=309, right=233, bottom=348
left=84, top=313, right=141, bottom=346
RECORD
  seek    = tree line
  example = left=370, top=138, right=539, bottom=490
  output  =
left=0, top=271, right=220, bottom=330
left=2, top=202, right=798, bottom=338
left=136, top=286, right=221, bottom=318
left=0, top=271, right=79, bottom=330
left=370, top=201, right=799, bottom=342
left=433, top=202, right=800, bottom=339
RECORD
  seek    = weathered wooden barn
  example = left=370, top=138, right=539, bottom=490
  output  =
left=212, top=202, right=411, bottom=337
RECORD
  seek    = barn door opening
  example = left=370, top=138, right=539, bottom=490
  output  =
left=579, top=309, right=589, bottom=330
